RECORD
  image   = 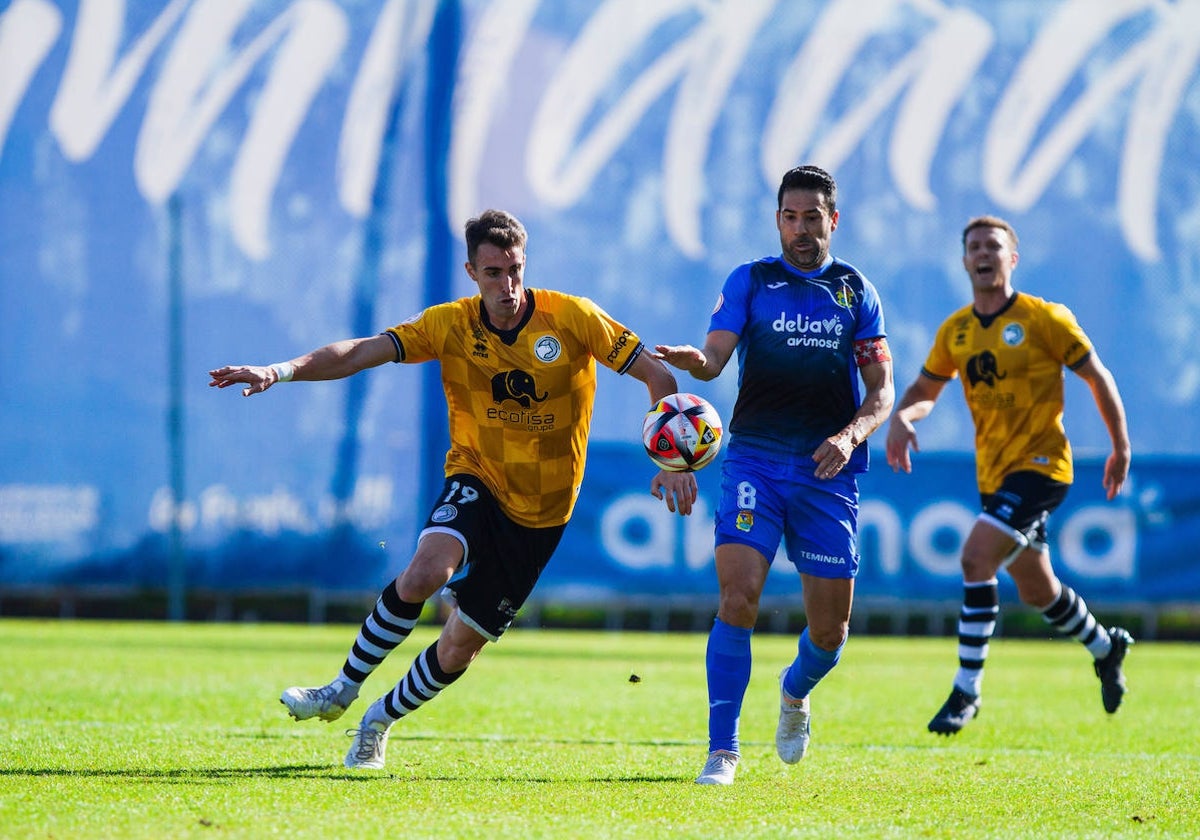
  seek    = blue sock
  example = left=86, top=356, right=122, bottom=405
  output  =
left=782, top=627, right=843, bottom=700
left=705, top=618, right=753, bottom=755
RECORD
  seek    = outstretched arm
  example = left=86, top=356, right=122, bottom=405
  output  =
left=885, top=372, right=947, bottom=474
left=625, top=346, right=681, bottom=403
left=653, top=330, right=738, bottom=382
left=208, top=333, right=398, bottom=397
left=1073, top=353, right=1131, bottom=500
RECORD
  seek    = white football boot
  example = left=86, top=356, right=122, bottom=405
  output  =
left=775, top=667, right=811, bottom=763
left=280, top=677, right=359, bottom=722
left=695, top=750, right=739, bottom=785
left=344, top=699, right=392, bottom=769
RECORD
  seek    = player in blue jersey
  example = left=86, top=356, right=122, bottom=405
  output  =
left=654, top=165, right=894, bottom=785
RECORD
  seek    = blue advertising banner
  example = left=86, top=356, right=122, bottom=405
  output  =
left=1, top=1, right=1198, bottom=603
left=551, top=447, right=1200, bottom=604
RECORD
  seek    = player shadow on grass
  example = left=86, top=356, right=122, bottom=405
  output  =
left=1, top=765, right=347, bottom=780
left=227, top=730, right=702, bottom=748
left=352, top=733, right=700, bottom=748
left=0, top=766, right=684, bottom=783
left=0, top=732, right=709, bottom=783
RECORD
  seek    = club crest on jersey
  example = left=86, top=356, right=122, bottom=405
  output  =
left=835, top=284, right=857, bottom=309
left=1002, top=323, right=1025, bottom=346
left=533, top=334, right=562, bottom=363
left=431, top=504, right=457, bottom=523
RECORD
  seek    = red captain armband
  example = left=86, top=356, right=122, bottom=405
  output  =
left=853, top=336, right=891, bottom=367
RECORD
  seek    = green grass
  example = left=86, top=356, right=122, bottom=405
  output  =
left=0, top=619, right=1196, bottom=839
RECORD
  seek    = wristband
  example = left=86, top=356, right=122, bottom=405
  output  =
left=270, top=362, right=294, bottom=382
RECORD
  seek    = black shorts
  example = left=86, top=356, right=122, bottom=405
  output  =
left=421, top=473, right=565, bottom=641
left=979, top=471, right=1069, bottom=547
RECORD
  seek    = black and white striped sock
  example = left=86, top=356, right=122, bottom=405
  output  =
left=340, top=583, right=423, bottom=685
left=1041, top=584, right=1112, bottom=659
left=379, top=641, right=463, bottom=721
left=953, top=579, right=999, bottom=696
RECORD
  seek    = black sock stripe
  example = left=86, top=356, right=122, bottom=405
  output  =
left=404, top=677, right=436, bottom=703
left=361, top=623, right=407, bottom=650
left=379, top=584, right=423, bottom=620
left=963, top=585, right=999, bottom=609
left=350, top=642, right=385, bottom=667
left=368, top=609, right=414, bottom=638
left=1042, top=587, right=1077, bottom=622
left=421, top=642, right=461, bottom=685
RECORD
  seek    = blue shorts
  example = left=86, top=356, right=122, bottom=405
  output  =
left=714, top=447, right=860, bottom=579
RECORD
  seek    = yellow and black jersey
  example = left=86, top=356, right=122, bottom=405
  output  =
left=385, top=288, right=643, bottom=527
left=922, top=292, right=1092, bottom=494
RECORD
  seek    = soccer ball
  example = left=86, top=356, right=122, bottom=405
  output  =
left=642, top=393, right=723, bottom=472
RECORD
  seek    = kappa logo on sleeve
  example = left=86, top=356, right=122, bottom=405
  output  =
left=606, top=330, right=632, bottom=364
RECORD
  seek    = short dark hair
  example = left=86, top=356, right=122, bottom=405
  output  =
left=777, top=165, right=837, bottom=212
left=962, top=215, right=1018, bottom=251
left=464, top=209, right=528, bottom=264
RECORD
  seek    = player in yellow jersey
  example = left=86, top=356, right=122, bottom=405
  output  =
left=885, top=215, right=1133, bottom=735
left=209, top=210, right=697, bottom=769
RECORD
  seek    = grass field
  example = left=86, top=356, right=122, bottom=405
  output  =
left=1, top=618, right=1196, bottom=839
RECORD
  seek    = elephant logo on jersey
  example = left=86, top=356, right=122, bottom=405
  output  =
left=491, top=369, right=548, bottom=407
left=966, top=350, right=1008, bottom=387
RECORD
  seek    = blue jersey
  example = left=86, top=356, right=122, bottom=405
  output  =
left=708, top=254, right=886, bottom=471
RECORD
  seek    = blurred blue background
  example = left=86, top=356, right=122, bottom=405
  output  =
left=2, top=0, right=1198, bottom=606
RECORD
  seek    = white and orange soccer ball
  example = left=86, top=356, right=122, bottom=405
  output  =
left=641, top=393, right=724, bottom=472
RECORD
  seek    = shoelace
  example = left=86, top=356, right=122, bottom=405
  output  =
left=704, top=753, right=736, bottom=772
left=302, top=685, right=339, bottom=711
left=347, top=728, right=384, bottom=760
left=779, top=704, right=809, bottom=736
